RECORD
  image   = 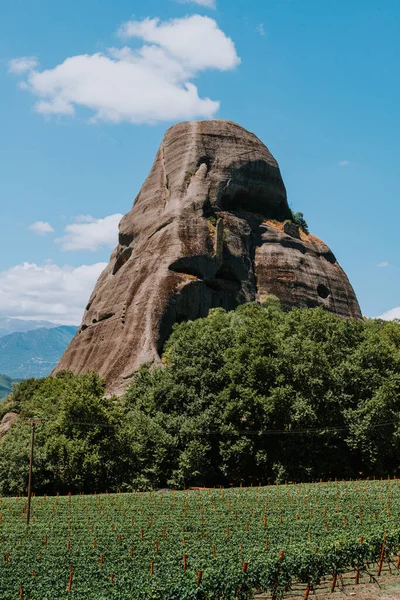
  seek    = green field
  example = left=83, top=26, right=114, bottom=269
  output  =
left=1, top=480, right=399, bottom=599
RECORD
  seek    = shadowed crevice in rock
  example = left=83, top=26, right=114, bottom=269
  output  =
left=168, top=257, right=205, bottom=280
left=118, top=232, right=134, bottom=246
left=322, top=251, right=337, bottom=264
left=54, top=119, right=361, bottom=394
left=217, top=160, right=291, bottom=221
left=112, top=247, right=133, bottom=275
left=98, top=312, right=115, bottom=322
left=205, top=265, right=242, bottom=292
left=148, top=219, right=174, bottom=239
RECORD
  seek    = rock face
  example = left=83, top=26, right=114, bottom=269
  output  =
left=0, top=412, right=18, bottom=440
left=54, top=120, right=361, bottom=394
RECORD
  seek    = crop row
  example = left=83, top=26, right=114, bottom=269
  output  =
left=0, top=479, right=399, bottom=599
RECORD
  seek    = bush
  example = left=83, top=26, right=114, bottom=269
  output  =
left=1, top=303, right=399, bottom=493
left=290, top=210, right=309, bottom=233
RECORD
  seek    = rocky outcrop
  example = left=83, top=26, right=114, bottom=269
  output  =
left=0, top=412, right=18, bottom=440
left=54, top=120, right=361, bottom=394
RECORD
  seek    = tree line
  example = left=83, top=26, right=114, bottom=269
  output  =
left=1, top=297, right=399, bottom=494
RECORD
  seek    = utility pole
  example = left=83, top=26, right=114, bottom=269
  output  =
left=26, top=421, right=35, bottom=528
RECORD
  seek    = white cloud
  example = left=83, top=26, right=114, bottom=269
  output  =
left=73, top=215, right=98, bottom=224
left=56, top=214, right=122, bottom=251
left=8, top=56, right=38, bottom=74
left=378, top=307, right=400, bottom=321
left=174, top=0, right=216, bottom=7
left=338, top=160, right=350, bottom=167
left=256, top=24, right=266, bottom=36
left=10, top=15, right=240, bottom=124
left=28, top=221, right=54, bottom=235
left=0, top=262, right=107, bottom=324
left=377, top=261, right=389, bottom=268
left=118, top=16, right=239, bottom=72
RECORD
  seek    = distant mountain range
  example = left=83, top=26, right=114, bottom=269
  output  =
left=0, top=317, right=61, bottom=338
left=0, top=374, right=22, bottom=400
left=0, top=326, right=77, bottom=380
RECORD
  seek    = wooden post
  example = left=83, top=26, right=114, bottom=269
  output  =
left=197, top=570, right=203, bottom=585
left=26, top=423, right=35, bottom=527
left=331, top=571, right=337, bottom=593
left=355, top=537, right=363, bottom=584
left=67, top=565, right=73, bottom=591
left=377, top=544, right=385, bottom=576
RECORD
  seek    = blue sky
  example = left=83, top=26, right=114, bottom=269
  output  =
left=0, top=0, right=399, bottom=323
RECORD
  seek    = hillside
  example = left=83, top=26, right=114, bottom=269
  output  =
left=0, top=326, right=77, bottom=379
left=0, top=374, right=21, bottom=401
left=0, top=317, right=60, bottom=338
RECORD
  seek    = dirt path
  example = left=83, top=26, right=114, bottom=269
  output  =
left=254, top=565, right=400, bottom=599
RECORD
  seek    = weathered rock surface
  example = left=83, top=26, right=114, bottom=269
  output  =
left=0, top=412, right=18, bottom=440
left=54, top=120, right=361, bottom=394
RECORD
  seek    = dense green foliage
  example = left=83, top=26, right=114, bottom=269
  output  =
left=0, top=481, right=399, bottom=599
left=125, top=301, right=400, bottom=488
left=0, top=372, right=122, bottom=495
left=0, top=301, right=399, bottom=493
left=289, top=210, right=309, bottom=232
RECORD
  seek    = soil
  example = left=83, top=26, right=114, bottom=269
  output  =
left=254, top=563, right=400, bottom=599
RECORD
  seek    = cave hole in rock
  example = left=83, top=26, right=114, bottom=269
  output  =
left=202, top=197, right=216, bottom=220
left=317, top=283, right=330, bottom=299
left=221, top=187, right=277, bottom=219
left=168, top=259, right=203, bottom=280
left=197, top=155, right=211, bottom=170
left=205, top=264, right=241, bottom=292
left=216, top=264, right=241, bottom=284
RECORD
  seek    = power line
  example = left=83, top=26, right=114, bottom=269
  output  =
left=22, top=418, right=398, bottom=435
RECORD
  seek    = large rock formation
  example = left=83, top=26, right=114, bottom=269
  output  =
left=55, top=120, right=361, bottom=394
